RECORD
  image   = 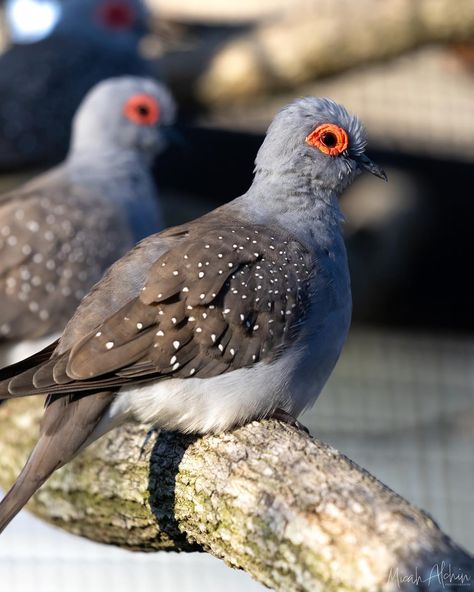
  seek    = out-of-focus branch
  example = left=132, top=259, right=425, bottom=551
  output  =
left=144, top=0, right=291, bottom=23
left=155, top=0, right=474, bottom=106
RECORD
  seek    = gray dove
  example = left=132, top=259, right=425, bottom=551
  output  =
left=0, top=0, right=151, bottom=169
left=0, top=75, right=175, bottom=367
left=0, top=97, right=386, bottom=533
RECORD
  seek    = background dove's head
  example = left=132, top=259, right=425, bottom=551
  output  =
left=57, top=0, right=148, bottom=47
left=69, top=76, right=176, bottom=159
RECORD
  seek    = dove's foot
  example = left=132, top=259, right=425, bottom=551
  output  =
left=269, top=408, right=310, bottom=434
left=139, top=426, right=159, bottom=459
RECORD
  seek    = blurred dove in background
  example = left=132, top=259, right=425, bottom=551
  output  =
left=0, top=75, right=175, bottom=367
left=0, top=0, right=154, bottom=169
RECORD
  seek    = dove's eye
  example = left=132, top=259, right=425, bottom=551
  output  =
left=123, top=94, right=160, bottom=125
left=305, top=123, right=348, bottom=156
left=97, top=1, right=135, bottom=30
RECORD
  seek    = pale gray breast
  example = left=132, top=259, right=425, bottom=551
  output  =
left=286, top=232, right=352, bottom=415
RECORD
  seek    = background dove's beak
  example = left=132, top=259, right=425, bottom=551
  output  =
left=160, top=125, right=186, bottom=147
left=358, top=154, right=388, bottom=181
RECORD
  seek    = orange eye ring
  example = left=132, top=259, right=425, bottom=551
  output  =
left=123, top=94, right=160, bottom=126
left=305, top=123, right=348, bottom=156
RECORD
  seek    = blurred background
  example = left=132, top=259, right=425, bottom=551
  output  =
left=0, top=0, right=473, bottom=590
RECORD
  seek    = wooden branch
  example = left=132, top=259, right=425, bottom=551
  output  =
left=156, top=0, right=474, bottom=107
left=0, top=397, right=472, bottom=591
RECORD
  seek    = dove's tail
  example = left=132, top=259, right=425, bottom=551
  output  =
left=0, top=390, right=114, bottom=534
left=0, top=339, right=59, bottom=400
left=0, top=451, right=52, bottom=533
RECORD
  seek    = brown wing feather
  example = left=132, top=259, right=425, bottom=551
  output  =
left=1, top=220, right=313, bottom=399
left=0, top=340, right=59, bottom=383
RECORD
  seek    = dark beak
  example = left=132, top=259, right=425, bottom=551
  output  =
left=358, top=154, right=388, bottom=181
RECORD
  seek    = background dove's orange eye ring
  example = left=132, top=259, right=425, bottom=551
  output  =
left=123, top=94, right=160, bottom=126
left=305, top=123, right=349, bottom=156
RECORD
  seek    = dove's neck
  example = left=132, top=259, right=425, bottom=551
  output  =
left=65, top=146, right=151, bottom=189
left=65, top=147, right=163, bottom=240
left=234, top=167, right=345, bottom=250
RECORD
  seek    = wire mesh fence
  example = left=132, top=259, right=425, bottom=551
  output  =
left=303, top=327, right=474, bottom=552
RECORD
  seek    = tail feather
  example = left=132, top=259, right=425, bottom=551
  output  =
left=0, top=390, right=115, bottom=533
left=0, top=339, right=59, bottom=399
left=0, top=452, right=53, bottom=533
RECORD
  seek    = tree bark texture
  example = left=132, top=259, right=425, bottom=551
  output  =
left=156, top=0, right=474, bottom=107
left=0, top=397, right=472, bottom=591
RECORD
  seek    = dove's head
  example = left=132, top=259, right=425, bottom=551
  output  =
left=57, top=0, right=148, bottom=47
left=69, top=76, right=176, bottom=160
left=255, top=97, right=386, bottom=197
